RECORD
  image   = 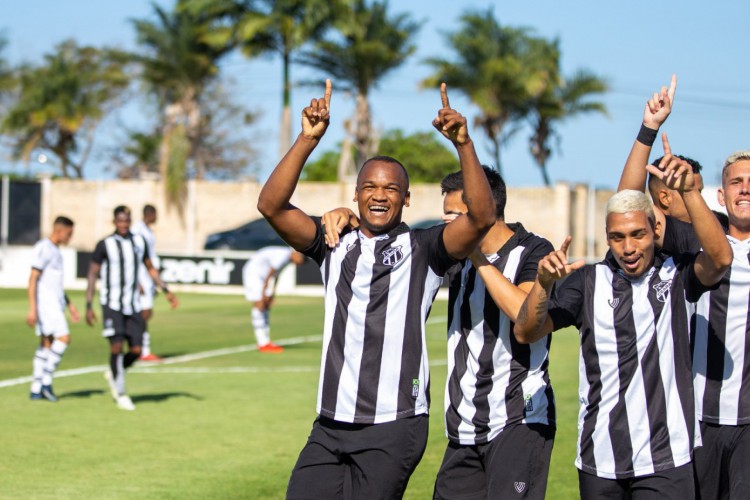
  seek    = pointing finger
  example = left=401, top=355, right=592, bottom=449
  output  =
left=667, top=74, right=677, bottom=101
left=661, top=132, right=671, bottom=157
left=324, top=79, right=332, bottom=110
left=440, top=82, right=450, bottom=109
left=559, top=235, right=573, bottom=255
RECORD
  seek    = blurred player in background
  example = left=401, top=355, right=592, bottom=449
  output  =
left=26, top=216, right=79, bottom=402
left=85, top=205, right=178, bottom=411
left=131, top=204, right=162, bottom=362
left=242, top=246, right=305, bottom=353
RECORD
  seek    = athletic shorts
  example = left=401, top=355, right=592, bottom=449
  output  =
left=35, top=305, right=69, bottom=338
left=578, top=462, right=694, bottom=500
left=139, top=275, right=155, bottom=310
left=244, top=277, right=275, bottom=302
left=693, top=421, right=750, bottom=499
left=433, top=423, right=555, bottom=500
left=102, top=306, right=145, bottom=346
left=286, top=415, right=429, bottom=500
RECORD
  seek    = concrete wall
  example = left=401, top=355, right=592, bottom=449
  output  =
left=40, top=177, right=615, bottom=261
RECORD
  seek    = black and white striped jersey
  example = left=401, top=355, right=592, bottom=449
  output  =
left=692, top=236, right=750, bottom=426
left=445, top=224, right=555, bottom=445
left=303, top=219, right=456, bottom=424
left=548, top=252, right=711, bottom=479
left=91, top=232, right=149, bottom=315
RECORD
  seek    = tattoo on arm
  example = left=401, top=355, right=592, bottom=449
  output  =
left=517, top=303, right=529, bottom=328
left=534, top=288, right=548, bottom=325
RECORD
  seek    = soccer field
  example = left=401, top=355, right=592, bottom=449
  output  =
left=0, top=289, right=581, bottom=499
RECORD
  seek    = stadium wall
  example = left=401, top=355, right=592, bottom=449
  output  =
left=39, top=177, right=614, bottom=261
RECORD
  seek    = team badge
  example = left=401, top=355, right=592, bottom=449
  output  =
left=381, top=245, right=404, bottom=266
left=652, top=279, right=672, bottom=303
left=514, top=482, right=526, bottom=494
left=608, top=298, right=620, bottom=309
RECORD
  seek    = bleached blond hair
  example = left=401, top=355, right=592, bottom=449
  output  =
left=606, top=190, right=655, bottom=225
left=722, top=150, right=750, bottom=179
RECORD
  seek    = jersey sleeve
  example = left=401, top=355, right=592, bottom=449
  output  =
left=517, top=237, right=554, bottom=285
left=415, top=224, right=458, bottom=277
left=547, top=270, right=585, bottom=331
left=31, top=241, right=51, bottom=271
left=661, top=215, right=701, bottom=255
left=91, top=240, right=108, bottom=265
left=673, top=252, right=720, bottom=303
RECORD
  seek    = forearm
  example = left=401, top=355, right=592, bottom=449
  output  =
left=473, top=263, right=529, bottom=321
left=514, top=280, right=554, bottom=344
left=685, top=191, right=732, bottom=275
left=85, top=265, right=99, bottom=306
left=27, top=276, right=38, bottom=311
left=618, top=129, right=656, bottom=192
left=456, top=140, right=494, bottom=226
left=257, top=135, right=319, bottom=218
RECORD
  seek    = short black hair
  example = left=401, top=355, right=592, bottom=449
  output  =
left=53, top=216, right=74, bottom=227
left=440, top=165, right=506, bottom=220
left=360, top=155, right=410, bottom=188
left=650, top=155, right=703, bottom=173
left=143, top=204, right=156, bottom=217
left=113, top=205, right=131, bottom=218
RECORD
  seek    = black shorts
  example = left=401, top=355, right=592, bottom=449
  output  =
left=433, top=423, right=555, bottom=500
left=693, top=421, right=750, bottom=499
left=578, top=462, right=694, bottom=500
left=286, top=415, right=429, bottom=500
left=102, top=306, right=145, bottom=346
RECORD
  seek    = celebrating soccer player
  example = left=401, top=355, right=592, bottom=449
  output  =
left=257, top=80, right=495, bottom=498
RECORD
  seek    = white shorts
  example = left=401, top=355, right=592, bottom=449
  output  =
left=35, top=306, right=69, bottom=338
left=139, top=275, right=155, bottom=310
left=244, top=278, right=275, bottom=302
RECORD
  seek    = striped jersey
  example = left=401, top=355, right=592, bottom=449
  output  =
left=91, top=232, right=150, bottom=315
left=302, top=219, right=456, bottom=424
left=445, top=223, right=556, bottom=445
left=663, top=221, right=750, bottom=427
left=548, top=252, right=711, bottom=479
left=31, top=238, right=66, bottom=310
left=131, top=220, right=158, bottom=288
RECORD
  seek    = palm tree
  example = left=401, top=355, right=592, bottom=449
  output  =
left=422, top=9, right=552, bottom=177
left=132, top=2, right=234, bottom=204
left=527, top=40, right=608, bottom=185
left=297, top=0, right=421, bottom=173
left=182, top=0, right=337, bottom=159
left=1, top=40, right=130, bottom=178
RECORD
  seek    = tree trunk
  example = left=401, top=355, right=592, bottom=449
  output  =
left=353, top=93, right=372, bottom=171
left=279, top=51, right=292, bottom=160
left=337, top=123, right=356, bottom=182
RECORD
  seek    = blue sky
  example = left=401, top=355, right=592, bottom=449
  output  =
left=3, top=1, right=749, bottom=188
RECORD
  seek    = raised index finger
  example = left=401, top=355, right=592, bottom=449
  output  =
left=324, top=79, right=332, bottom=110
left=661, top=132, right=671, bottom=157
left=667, top=74, right=677, bottom=101
left=440, top=82, right=450, bottom=109
left=559, top=235, right=572, bottom=255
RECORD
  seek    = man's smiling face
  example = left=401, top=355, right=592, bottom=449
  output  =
left=354, top=159, right=410, bottom=237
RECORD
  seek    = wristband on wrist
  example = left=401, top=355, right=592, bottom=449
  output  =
left=162, top=286, right=171, bottom=294
left=636, top=124, right=658, bottom=146
left=86, top=301, right=92, bottom=310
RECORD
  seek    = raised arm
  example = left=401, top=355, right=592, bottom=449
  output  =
left=618, top=74, right=676, bottom=193
left=257, top=80, right=333, bottom=251
left=646, top=134, right=732, bottom=286
left=433, top=84, right=495, bottom=259
left=514, top=237, right=585, bottom=344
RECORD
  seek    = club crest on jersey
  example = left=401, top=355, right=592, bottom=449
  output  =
left=652, top=279, right=672, bottom=303
left=381, top=245, right=404, bottom=266
left=608, top=298, right=620, bottom=308
left=514, top=482, right=526, bottom=494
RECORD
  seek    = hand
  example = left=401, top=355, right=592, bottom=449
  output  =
left=432, top=83, right=469, bottom=145
left=646, top=133, right=695, bottom=193
left=537, top=236, right=585, bottom=288
left=643, top=74, right=676, bottom=130
left=262, top=295, right=274, bottom=309
left=86, top=308, right=97, bottom=327
left=166, top=292, right=179, bottom=309
left=467, top=247, right=486, bottom=267
left=321, top=207, right=359, bottom=248
left=301, top=79, right=332, bottom=140
left=26, top=310, right=37, bottom=328
left=68, top=304, right=81, bottom=323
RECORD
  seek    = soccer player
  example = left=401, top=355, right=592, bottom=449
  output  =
left=131, top=204, right=163, bottom=362
left=242, top=245, right=305, bottom=353
left=514, top=148, right=732, bottom=499
left=26, top=216, right=79, bottom=402
left=257, top=80, right=495, bottom=498
left=85, top=205, right=178, bottom=411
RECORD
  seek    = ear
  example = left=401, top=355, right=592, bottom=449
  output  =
left=718, top=187, right=726, bottom=208
left=353, top=188, right=359, bottom=203
left=404, top=190, right=410, bottom=208
left=652, top=217, right=662, bottom=241
left=658, top=189, right=671, bottom=209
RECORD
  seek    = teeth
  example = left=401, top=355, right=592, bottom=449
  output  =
left=370, top=206, right=387, bottom=212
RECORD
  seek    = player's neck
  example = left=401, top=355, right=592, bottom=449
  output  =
left=479, top=221, right=512, bottom=254
left=728, top=223, right=750, bottom=242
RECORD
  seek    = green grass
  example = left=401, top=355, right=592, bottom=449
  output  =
left=0, top=288, right=581, bottom=499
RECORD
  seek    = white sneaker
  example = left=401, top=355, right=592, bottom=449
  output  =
left=103, top=370, right=118, bottom=400
left=116, top=395, right=136, bottom=411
